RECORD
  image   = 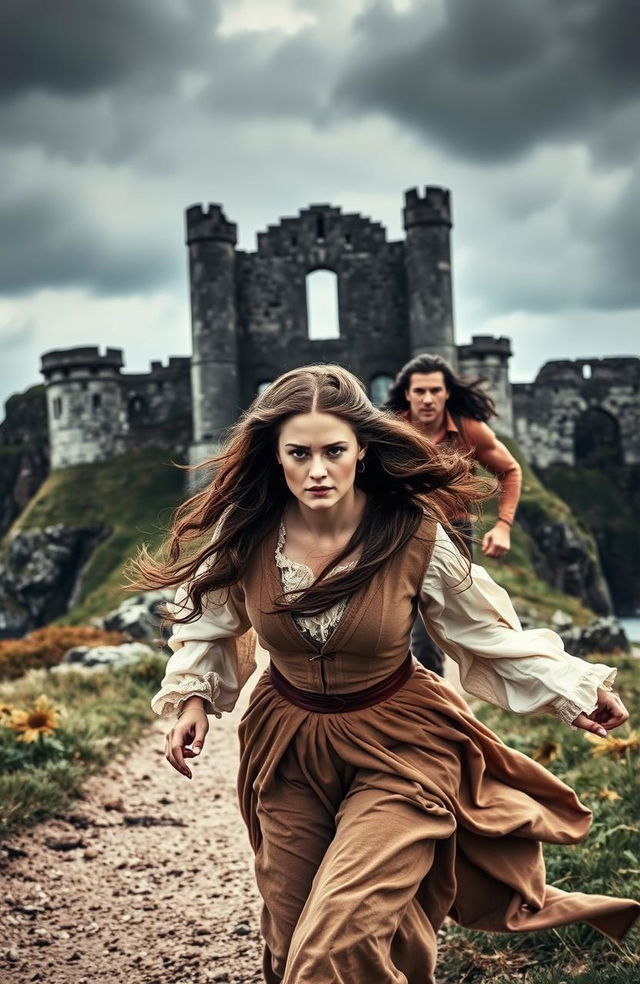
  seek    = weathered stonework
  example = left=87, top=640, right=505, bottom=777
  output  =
left=40, top=348, right=192, bottom=471
left=458, top=335, right=513, bottom=437
left=513, top=357, right=640, bottom=468
left=187, top=187, right=456, bottom=464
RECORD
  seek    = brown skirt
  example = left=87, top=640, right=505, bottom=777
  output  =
left=237, top=663, right=640, bottom=983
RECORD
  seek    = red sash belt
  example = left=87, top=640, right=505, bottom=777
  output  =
left=269, top=653, right=415, bottom=713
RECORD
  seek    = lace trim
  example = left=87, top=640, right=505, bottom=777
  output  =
left=150, top=674, right=223, bottom=719
left=551, top=665, right=617, bottom=729
left=275, top=523, right=355, bottom=644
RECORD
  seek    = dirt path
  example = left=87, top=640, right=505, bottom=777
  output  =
left=0, top=649, right=467, bottom=984
left=0, top=656, right=269, bottom=984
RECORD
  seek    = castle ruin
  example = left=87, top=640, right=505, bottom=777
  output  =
left=38, top=185, right=640, bottom=474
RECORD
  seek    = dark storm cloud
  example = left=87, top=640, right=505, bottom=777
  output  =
left=336, top=0, right=640, bottom=162
left=0, top=0, right=218, bottom=98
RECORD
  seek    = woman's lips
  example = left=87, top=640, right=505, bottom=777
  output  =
left=307, top=487, right=332, bottom=496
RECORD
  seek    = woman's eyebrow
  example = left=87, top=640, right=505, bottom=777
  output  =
left=284, top=442, right=349, bottom=449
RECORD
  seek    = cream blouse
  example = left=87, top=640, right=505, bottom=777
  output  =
left=151, top=524, right=616, bottom=728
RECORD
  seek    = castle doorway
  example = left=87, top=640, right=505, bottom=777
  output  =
left=573, top=407, right=623, bottom=468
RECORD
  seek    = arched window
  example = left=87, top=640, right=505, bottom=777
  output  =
left=370, top=373, right=394, bottom=406
left=306, top=269, right=339, bottom=340
left=574, top=407, right=623, bottom=468
left=128, top=394, right=148, bottom=423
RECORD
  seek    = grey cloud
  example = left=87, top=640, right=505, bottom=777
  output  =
left=335, top=0, right=640, bottom=162
left=0, top=0, right=218, bottom=99
left=0, top=192, right=180, bottom=295
left=198, top=29, right=334, bottom=120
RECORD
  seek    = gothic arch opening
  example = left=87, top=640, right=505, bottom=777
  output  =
left=574, top=407, right=623, bottom=468
left=306, top=269, right=340, bottom=340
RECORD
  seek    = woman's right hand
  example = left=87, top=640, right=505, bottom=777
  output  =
left=165, top=695, right=209, bottom=779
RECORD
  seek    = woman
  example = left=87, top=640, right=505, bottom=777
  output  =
left=135, top=365, right=638, bottom=984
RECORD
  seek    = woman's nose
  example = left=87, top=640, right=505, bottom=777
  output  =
left=308, top=455, right=327, bottom=478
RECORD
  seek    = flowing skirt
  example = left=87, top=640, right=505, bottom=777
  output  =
left=237, top=664, right=639, bottom=984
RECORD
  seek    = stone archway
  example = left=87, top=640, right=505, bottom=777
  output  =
left=573, top=407, right=623, bottom=468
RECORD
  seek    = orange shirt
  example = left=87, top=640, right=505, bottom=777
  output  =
left=406, top=409, right=522, bottom=524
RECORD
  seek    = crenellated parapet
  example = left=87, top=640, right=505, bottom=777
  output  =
left=41, top=347, right=127, bottom=470
left=255, top=205, right=387, bottom=260
left=402, top=186, right=452, bottom=229
left=185, top=204, right=237, bottom=245
left=457, top=335, right=513, bottom=436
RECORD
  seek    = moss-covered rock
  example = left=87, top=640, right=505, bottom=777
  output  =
left=477, top=438, right=610, bottom=624
left=10, top=447, right=186, bottom=623
left=540, top=464, right=640, bottom=616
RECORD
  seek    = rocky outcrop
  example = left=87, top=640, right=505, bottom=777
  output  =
left=559, top=616, right=630, bottom=659
left=58, top=640, right=157, bottom=670
left=517, top=501, right=612, bottom=615
left=96, top=589, right=175, bottom=642
left=0, top=524, right=111, bottom=638
left=0, top=385, right=49, bottom=538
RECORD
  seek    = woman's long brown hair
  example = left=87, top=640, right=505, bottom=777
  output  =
left=129, top=364, right=495, bottom=623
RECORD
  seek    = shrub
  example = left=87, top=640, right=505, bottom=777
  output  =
left=0, top=625, right=126, bottom=681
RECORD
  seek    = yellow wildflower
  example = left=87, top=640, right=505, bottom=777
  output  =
left=584, top=730, right=640, bottom=759
left=0, top=702, right=16, bottom=720
left=532, top=741, right=561, bottom=767
left=10, top=695, right=61, bottom=743
left=598, top=789, right=622, bottom=802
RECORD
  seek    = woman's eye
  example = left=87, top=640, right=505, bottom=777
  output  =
left=327, top=447, right=345, bottom=457
left=290, top=449, right=308, bottom=459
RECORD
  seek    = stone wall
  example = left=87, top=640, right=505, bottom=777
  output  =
left=513, top=357, right=640, bottom=467
left=40, top=348, right=192, bottom=470
left=186, top=187, right=457, bottom=460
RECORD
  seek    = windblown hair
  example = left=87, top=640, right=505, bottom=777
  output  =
left=384, top=353, right=497, bottom=422
left=130, top=364, right=495, bottom=624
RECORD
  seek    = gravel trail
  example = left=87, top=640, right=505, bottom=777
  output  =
left=0, top=656, right=268, bottom=984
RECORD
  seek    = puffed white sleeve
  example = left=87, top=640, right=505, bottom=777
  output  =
left=418, top=524, right=617, bottom=727
left=150, top=578, right=257, bottom=719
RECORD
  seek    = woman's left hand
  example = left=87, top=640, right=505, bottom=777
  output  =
left=571, top=687, right=629, bottom=737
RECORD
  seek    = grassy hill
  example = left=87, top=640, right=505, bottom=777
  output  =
left=3, top=435, right=604, bottom=629
left=541, top=464, right=640, bottom=617
left=474, top=436, right=600, bottom=626
left=12, top=447, right=187, bottom=623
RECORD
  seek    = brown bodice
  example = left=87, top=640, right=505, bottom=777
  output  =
left=240, top=516, right=437, bottom=694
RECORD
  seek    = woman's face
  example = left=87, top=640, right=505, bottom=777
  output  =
left=276, top=412, right=365, bottom=512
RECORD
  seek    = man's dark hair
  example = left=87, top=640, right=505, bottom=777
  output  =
left=384, top=353, right=496, bottom=422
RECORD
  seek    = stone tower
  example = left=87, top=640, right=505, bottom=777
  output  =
left=458, top=335, right=514, bottom=437
left=402, top=187, right=456, bottom=367
left=186, top=187, right=459, bottom=467
left=40, top=347, right=127, bottom=470
left=186, top=204, right=240, bottom=466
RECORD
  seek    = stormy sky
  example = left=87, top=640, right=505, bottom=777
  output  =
left=2, top=0, right=640, bottom=412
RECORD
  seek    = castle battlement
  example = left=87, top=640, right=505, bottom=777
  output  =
left=255, top=204, right=387, bottom=257
left=185, top=203, right=237, bottom=245
left=403, top=186, right=452, bottom=229
left=458, top=335, right=512, bottom=360
left=41, top=346, right=124, bottom=379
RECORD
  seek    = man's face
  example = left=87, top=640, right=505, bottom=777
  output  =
left=405, top=371, right=450, bottom=426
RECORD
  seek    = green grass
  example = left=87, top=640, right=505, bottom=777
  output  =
left=438, top=652, right=640, bottom=984
left=475, top=438, right=600, bottom=626
left=0, top=653, right=165, bottom=838
left=541, top=465, right=640, bottom=618
left=11, top=446, right=186, bottom=621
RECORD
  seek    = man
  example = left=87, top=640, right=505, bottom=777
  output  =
left=385, top=352, right=522, bottom=675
